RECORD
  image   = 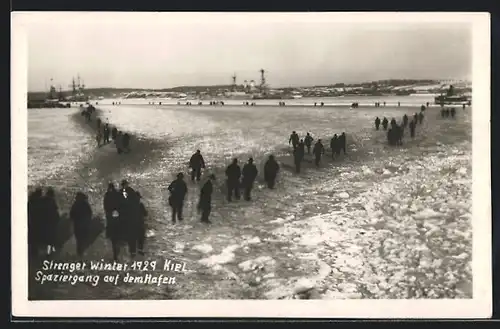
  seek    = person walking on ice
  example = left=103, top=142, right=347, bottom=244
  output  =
left=198, top=174, right=216, bottom=224
left=189, top=150, right=206, bottom=182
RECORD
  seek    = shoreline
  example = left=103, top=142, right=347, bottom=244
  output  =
left=94, top=102, right=466, bottom=109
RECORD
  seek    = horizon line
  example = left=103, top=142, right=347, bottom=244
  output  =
left=28, top=78, right=472, bottom=93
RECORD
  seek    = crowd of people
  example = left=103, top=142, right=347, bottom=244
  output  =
left=28, top=187, right=60, bottom=257
left=82, top=106, right=132, bottom=154
left=95, top=118, right=132, bottom=154
left=80, top=104, right=96, bottom=122
left=103, top=180, right=148, bottom=260
left=28, top=181, right=149, bottom=261
left=374, top=109, right=425, bottom=146
left=441, top=107, right=457, bottom=118
left=31, top=100, right=467, bottom=261
left=166, top=150, right=281, bottom=224
left=167, top=172, right=218, bottom=224
left=172, top=101, right=227, bottom=106
left=288, top=130, right=347, bottom=173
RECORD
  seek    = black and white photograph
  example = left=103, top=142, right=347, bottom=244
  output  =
left=11, top=12, right=491, bottom=318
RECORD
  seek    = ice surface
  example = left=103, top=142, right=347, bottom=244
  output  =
left=28, top=101, right=472, bottom=300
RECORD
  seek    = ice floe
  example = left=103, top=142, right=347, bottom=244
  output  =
left=192, top=244, right=213, bottom=254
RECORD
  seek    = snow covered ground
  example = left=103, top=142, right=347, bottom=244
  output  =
left=28, top=102, right=472, bottom=300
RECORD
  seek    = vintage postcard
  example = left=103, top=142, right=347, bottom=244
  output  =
left=11, top=12, right=491, bottom=318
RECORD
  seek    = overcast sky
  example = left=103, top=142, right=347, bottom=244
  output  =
left=21, top=13, right=472, bottom=91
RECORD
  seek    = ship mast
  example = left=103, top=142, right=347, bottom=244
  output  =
left=69, top=77, right=77, bottom=97
left=260, top=69, right=266, bottom=87
left=232, top=73, right=237, bottom=92
left=58, top=85, right=64, bottom=100
left=48, top=78, right=57, bottom=99
left=259, top=69, right=267, bottom=94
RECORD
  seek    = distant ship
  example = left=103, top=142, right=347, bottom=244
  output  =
left=27, top=79, right=70, bottom=108
left=395, top=90, right=412, bottom=96
left=434, top=85, right=470, bottom=105
left=224, top=91, right=250, bottom=100
left=251, top=93, right=284, bottom=100
left=66, top=75, right=89, bottom=102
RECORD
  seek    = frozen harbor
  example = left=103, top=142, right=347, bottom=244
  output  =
left=27, top=98, right=472, bottom=300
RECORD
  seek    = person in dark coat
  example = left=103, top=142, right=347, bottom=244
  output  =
left=241, top=158, right=258, bottom=201
left=115, top=132, right=123, bottom=154
left=96, top=118, right=102, bottom=130
left=104, top=182, right=123, bottom=260
left=189, top=150, right=206, bottom=182
left=313, top=139, right=325, bottom=167
left=293, top=143, right=304, bottom=173
left=390, top=118, right=397, bottom=129
left=111, top=127, right=118, bottom=141
left=103, top=123, right=110, bottom=144
left=122, top=133, right=131, bottom=152
left=264, top=155, right=280, bottom=189
left=418, top=111, right=424, bottom=124
left=304, top=133, right=314, bottom=154
left=387, top=128, right=394, bottom=146
left=28, top=187, right=43, bottom=257
left=413, top=113, right=419, bottom=123
left=450, top=107, right=456, bottom=118
left=198, top=174, right=216, bottom=224
left=121, top=190, right=142, bottom=257
left=69, top=192, right=93, bottom=257
left=96, top=130, right=102, bottom=148
left=388, top=126, right=401, bottom=146
left=225, top=158, right=241, bottom=202
left=167, top=173, right=188, bottom=223
left=129, top=192, right=147, bottom=256
left=40, top=187, right=60, bottom=256
left=121, top=179, right=134, bottom=194
left=339, top=132, right=347, bottom=155
left=298, top=140, right=306, bottom=159
left=421, top=105, right=426, bottom=112
left=334, top=134, right=341, bottom=157
left=463, top=103, right=466, bottom=110
left=382, top=117, right=389, bottom=130
left=395, top=125, right=403, bottom=145
left=375, top=117, right=381, bottom=130
left=330, top=135, right=337, bottom=160
left=441, top=108, right=446, bottom=118
left=289, top=131, right=299, bottom=151
left=402, top=114, right=409, bottom=128
left=409, top=120, right=416, bottom=138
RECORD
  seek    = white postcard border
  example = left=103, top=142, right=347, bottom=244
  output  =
left=11, top=12, right=491, bottom=318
